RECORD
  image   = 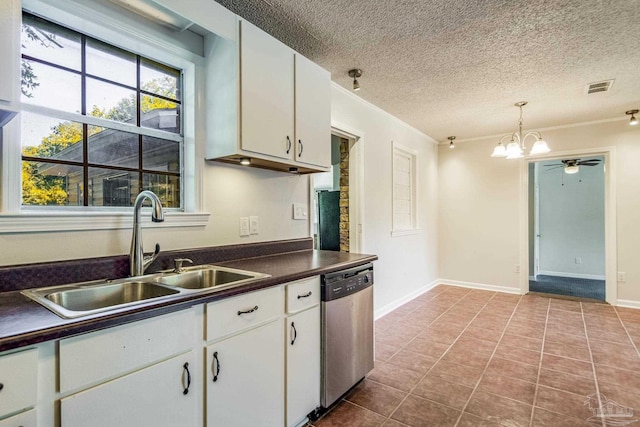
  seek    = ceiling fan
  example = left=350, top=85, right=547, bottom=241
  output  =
left=544, top=158, right=602, bottom=174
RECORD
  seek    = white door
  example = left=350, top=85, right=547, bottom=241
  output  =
left=206, top=320, right=284, bottom=427
left=60, top=352, right=196, bottom=427
left=294, top=55, right=331, bottom=168
left=286, top=306, right=320, bottom=427
left=240, top=20, right=294, bottom=160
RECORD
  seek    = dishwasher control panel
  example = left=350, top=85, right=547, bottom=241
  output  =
left=321, top=263, right=374, bottom=301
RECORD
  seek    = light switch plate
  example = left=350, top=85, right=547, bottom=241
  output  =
left=293, top=203, right=307, bottom=220
left=249, top=216, right=259, bottom=235
left=240, top=217, right=250, bottom=236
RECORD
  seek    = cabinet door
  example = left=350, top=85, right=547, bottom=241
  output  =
left=286, top=306, right=320, bottom=427
left=61, top=352, right=196, bottom=427
left=240, top=20, right=294, bottom=160
left=0, top=409, right=36, bottom=427
left=294, top=54, right=331, bottom=168
left=0, top=0, right=20, bottom=125
left=207, top=320, right=284, bottom=427
left=0, top=348, right=38, bottom=419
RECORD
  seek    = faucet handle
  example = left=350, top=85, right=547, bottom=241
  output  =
left=174, top=258, right=194, bottom=273
left=142, top=243, right=161, bottom=271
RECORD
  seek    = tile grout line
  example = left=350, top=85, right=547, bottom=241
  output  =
left=357, top=287, right=473, bottom=426
left=380, top=288, right=477, bottom=424
left=528, top=298, right=551, bottom=427
left=580, top=302, right=607, bottom=427
left=450, top=293, right=526, bottom=427
left=314, top=288, right=453, bottom=427
left=613, top=306, right=640, bottom=358
left=382, top=289, right=497, bottom=425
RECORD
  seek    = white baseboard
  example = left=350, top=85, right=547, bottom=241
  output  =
left=538, top=271, right=605, bottom=281
left=374, top=279, right=439, bottom=320
left=616, top=299, right=640, bottom=309
left=438, top=279, right=522, bottom=295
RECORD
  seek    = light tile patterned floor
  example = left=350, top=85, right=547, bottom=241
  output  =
left=311, top=285, right=640, bottom=427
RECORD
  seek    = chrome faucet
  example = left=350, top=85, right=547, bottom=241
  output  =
left=130, top=190, right=164, bottom=277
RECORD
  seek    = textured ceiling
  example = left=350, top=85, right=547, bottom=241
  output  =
left=212, top=0, right=640, bottom=143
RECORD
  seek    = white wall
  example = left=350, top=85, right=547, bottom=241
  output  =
left=438, top=120, right=640, bottom=303
left=537, top=158, right=605, bottom=278
left=331, top=84, right=439, bottom=315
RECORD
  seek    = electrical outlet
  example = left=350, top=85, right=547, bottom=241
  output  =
left=514, top=264, right=520, bottom=273
left=249, top=216, right=259, bottom=235
left=239, top=217, right=250, bottom=237
left=618, top=272, right=626, bottom=283
left=575, top=257, right=582, bottom=264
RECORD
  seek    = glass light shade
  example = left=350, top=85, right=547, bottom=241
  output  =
left=564, top=165, right=579, bottom=174
left=529, top=138, right=550, bottom=155
left=353, top=79, right=360, bottom=91
left=490, top=143, right=507, bottom=157
left=449, top=141, right=455, bottom=149
left=505, top=141, right=524, bottom=159
left=631, top=115, right=638, bottom=126
left=240, top=157, right=251, bottom=165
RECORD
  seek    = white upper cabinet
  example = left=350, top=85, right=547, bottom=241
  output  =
left=240, top=20, right=295, bottom=161
left=0, top=0, right=20, bottom=126
left=206, top=19, right=331, bottom=173
left=294, top=54, right=331, bottom=169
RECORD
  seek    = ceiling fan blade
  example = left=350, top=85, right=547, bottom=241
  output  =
left=544, top=166, right=564, bottom=171
left=579, top=162, right=600, bottom=166
left=578, top=159, right=601, bottom=164
left=543, top=164, right=563, bottom=167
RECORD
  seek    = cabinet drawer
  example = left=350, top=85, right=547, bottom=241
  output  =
left=0, top=348, right=38, bottom=418
left=60, top=309, right=195, bottom=393
left=286, top=277, right=320, bottom=313
left=206, top=286, right=283, bottom=341
left=0, top=408, right=36, bottom=427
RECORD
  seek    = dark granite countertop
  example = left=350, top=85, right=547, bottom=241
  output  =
left=0, top=249, right=377, bottom=352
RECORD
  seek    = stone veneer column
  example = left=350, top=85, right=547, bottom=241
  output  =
left=339, top=138, right=350, bottom=252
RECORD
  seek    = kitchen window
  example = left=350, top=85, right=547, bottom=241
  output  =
left=20, top=12, right=182, bottom=208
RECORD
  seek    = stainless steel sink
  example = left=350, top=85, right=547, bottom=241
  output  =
left=156, top=265, right=270, bottom=291
left=22, top=279, right=180, bottom=319
left=22, top=265, right=270, bottom=319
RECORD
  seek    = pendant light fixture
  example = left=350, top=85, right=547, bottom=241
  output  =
left=626, top=109, right=639, bottom=126
left=447, top=136, right=456, bottom=149
left=491, top=102, right=550, bottom=159
left=348, top=69, right=362, bottom=91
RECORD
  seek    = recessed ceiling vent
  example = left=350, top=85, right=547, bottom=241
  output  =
left=586, top=80, right=614, bottom=95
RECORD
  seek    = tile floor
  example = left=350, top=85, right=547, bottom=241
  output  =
left=311, top=284, right=640, bottom=427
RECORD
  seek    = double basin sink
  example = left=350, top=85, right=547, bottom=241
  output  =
left=22, top=265, right=270, bottom=319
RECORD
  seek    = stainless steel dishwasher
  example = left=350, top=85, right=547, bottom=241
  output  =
left=320, top=263, right=374, bottom=408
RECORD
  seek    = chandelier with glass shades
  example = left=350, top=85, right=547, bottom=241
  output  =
left=491, top=101, right=550, bottom=159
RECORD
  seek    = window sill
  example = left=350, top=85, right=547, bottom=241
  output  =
left=0, top=211, right=210, bottom=234
left=391, top=228, right=420, bottom=237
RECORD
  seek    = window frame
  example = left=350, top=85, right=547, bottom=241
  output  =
left=0, top=0, right=209, bottom=233
left=391, top=141, right=419, bottom=236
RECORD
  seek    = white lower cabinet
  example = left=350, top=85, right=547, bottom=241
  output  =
left=0, top=348, right=38, bottom=420
left=286, top=305, right=320, bottom=427
left=60, top=351, right=196, bottom=427
left=0, top=409, right=36, bottom=427
left=206, top=319, right=284, bottom=427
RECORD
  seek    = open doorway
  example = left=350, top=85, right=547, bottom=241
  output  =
left=528, top=156, right=606, bottom=300
left=313, top=135, right=351, bottom=251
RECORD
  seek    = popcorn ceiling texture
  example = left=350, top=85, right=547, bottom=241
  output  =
left=213, top=0, right=640, bottom=142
